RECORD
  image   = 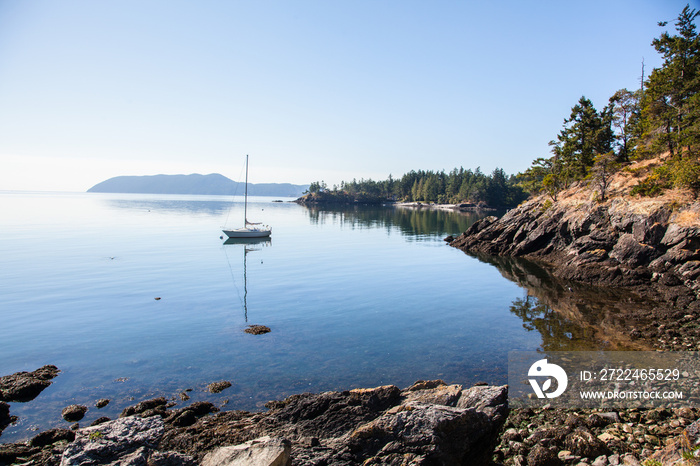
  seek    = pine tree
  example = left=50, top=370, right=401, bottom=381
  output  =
left=642, top=5, right=700, bottom=157
left=550, top=96, right=612, bottom=181
left=609, top=89, right=641, bottom=162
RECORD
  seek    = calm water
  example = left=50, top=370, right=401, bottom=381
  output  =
left=0, top=192, right=638, bottom=442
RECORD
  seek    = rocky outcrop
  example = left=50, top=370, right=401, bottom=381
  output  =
left=0, top=365, right=60, bottom=402
left=451, top=196, right=700, bottom=305
left=0, top=365, right=60, bottom=438
left=3, top=380, right=507, bottom=465
left=6, top=377, right=700, bottom=465
left=159, top=380, right=508, bottom=465
left=0, top=428, right=75, bottom=465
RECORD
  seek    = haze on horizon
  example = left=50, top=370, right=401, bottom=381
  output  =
left=0, top=0, right=688, bottom=192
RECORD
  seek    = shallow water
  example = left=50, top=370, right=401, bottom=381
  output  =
left=0, top=192, right=638, bottom=442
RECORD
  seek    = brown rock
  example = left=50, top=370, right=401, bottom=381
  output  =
left=526, top=444, right=561, bottom=466
left=0, top=365, right=60, bottom=402
left=402, top=379, right=462, bottom=406
left=564, top=427, right=609, bottom=458
left=245, top=325, right=271, bottom=335
left=207, top=381, right=232, bottom=393
left=120, top=397, right=168, bottom=418
left=62, top=405, right=88, bottom=422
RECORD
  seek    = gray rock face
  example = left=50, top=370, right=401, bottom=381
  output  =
left=609, top=233, right=657, bottom=268
left=450, top=197, right=700, bottom=298
left=60, top=416, right=196, bottom=466
left=286, top=382, right=507, bottom=465
left=202, top=436, right=291, bottom=466
left=402, top=379, right=463, bottom=406
left=348, top=401, right=504, bottom=464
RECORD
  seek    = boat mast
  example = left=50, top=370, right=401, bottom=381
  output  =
left=244, top=154, right=249, bottom=226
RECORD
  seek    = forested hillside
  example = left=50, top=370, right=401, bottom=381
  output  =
left=519, top=5, right=700, bottom=201
left=304, top=168, right=527, bottom=207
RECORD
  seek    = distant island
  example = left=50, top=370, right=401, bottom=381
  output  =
left=87, top=173, right=309, bottom=197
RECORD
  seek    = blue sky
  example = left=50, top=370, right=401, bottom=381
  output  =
left=0, top=0, right=693, bottom=191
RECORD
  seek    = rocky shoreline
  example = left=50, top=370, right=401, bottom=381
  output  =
left=1, top=377, right=509, bottom=465
left=3, top=371, right=700, bottom=465
left=449, top=187, right=700, bottom=351
left=394, top=201, right=498, bottom=212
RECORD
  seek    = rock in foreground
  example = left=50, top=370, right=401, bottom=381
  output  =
left=161, top=380, right=508, bottom=465
left=60, top=416, right=196, bottom=466
left=5, top=380, right=507, bottom=465
left=202, top=436, right=291, bottom=466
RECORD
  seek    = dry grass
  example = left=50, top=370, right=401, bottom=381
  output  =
left=675, top=209, right=700, bottom=227
left=541, top=155, right=699, bottom=222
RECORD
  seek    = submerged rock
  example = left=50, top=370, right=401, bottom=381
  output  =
left=207, top=381, right=232, bottom=393
left=0, top=365, right=60, bottom=402
left=119, top=397, right=168, bottom=418
left=244, top=324, right=271, bottom=335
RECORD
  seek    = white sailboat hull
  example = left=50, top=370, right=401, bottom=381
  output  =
left=223, top=227, right=271, bottom=238
left=222, top=155, right=271, bottom=240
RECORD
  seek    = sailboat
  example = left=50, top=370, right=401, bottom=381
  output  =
left=223, top=155, right=272, bottom=238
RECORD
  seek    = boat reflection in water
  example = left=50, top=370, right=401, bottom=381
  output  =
left=223, top=237, right=271, bottom=323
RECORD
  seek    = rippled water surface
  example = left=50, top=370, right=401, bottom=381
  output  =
left=0, top=192, right=631, bottom=442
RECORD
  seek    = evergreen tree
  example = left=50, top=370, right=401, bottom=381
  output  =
left=609, top=89, right=641, bottom=162
left=642, top=5, right=700, bottom=156
left=550, top=96, right=612, bottom=181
